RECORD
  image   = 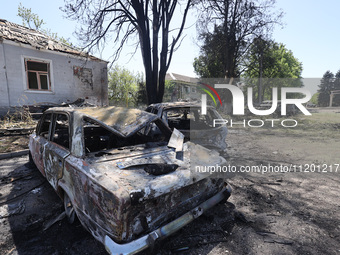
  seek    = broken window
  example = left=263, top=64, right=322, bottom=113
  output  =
left=38, top=113, right=52, bottom=139
left=51, top=114, right=70, bottom=149
left=25, top=59, right=51, bottom=91
left=145, top=106, right=158, bottom=115
left=163, top=107, right=219, bottom=130
left=83, top=117, right=168, bottom=155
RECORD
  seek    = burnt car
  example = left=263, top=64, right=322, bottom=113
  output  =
left=29, top=106, right=232, bottom=254
left=146, top=102, right=228, bottom=151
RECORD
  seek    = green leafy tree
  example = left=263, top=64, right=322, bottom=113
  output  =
left=333, top=70, right=340, bottom=105
left=17, top=3, right=73, bottom=46
left=163, top=80, right=176, bottom=101
left=17, top=3, right=45, bottom=30
left=310, top=93, right=319, bottom=105
left=318, top=71, right=334, bottom=107
left=317, top=70, right=340, bottom=107
left=136, top=81, right=148, bottom=106
left=108, top=65, right=141, bottom=107
left=244, top=39, right=303, bottom=102
left=193, top=25, right=229, bottom=78
left=194, top=0, right=283, bottom=79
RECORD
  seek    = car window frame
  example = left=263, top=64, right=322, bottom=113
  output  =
left=49, top=112, right=72, bottom=151
left=37, top=112, right=53, bottom=140
left=145, top=106, right=153, bottom=113
left=82, top=116, right=122, bottom=155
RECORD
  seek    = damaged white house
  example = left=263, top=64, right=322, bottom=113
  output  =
left=0, top=19, right=108, bottom=116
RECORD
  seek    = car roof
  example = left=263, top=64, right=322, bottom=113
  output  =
left=45, top=106, right=158, bottom=137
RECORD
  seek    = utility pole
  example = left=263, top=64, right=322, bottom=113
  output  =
left=259, top=46, right=263, bottom=104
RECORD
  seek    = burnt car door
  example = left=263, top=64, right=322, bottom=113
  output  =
left=30, top=112, right=52, bottom=176
left=43, top=113, right=71, bottom=190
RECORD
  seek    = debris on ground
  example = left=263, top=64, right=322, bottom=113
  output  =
left=0, top=200, right=25, bottom=218
left=0, top=108, right=340, bottom=254
left=43, top=212, right=66, bottom=231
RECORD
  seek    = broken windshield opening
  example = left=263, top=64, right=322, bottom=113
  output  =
left=162, top=107, right=220, bottom=130
left=83, top=117, right=169, bottom=155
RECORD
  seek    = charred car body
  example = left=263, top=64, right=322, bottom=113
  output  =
left=146, top=102, right=228, bottom=151
left=29, top=106, right=232, bottom=254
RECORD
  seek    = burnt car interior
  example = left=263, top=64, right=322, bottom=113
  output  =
left=83, top=117, right=169, bottom=155
left=38, top=113, right=52, bottom=139
left=38, top=112, right=70, bottom=150
left=51, top=114, right=70, bottom=149
left=163, top=107, right=218, bottom=130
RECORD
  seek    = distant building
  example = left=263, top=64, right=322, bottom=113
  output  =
left=165, top=73, right=200, bottom=101
left=0, top=19, right=108, bottom=116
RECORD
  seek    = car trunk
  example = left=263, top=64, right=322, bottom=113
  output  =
left=84, top=142, right=228, bottom=242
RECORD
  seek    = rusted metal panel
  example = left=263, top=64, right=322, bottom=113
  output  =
left=167, top=128, right=184, bottom=152
left=29, top=134, right=47, bottom=177
left=63, top=141, right=228, bottom=243
left=43, top=142, right=70, bottom=190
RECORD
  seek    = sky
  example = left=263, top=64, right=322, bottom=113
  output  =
left=1, top=0, right=340, bottom=94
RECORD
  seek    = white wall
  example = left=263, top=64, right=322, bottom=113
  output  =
left=0, top=41, right=108, bottom=116
left=0, top=43, right=10, bottom=114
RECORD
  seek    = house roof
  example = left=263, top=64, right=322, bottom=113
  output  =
left=0, top=19, right=105, bottom=62
left=166, top=72, right=198, bottom=84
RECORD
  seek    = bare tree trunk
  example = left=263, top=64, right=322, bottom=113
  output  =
left=63, top=0, right=192, bottom=105
left=151, top=0, right=160, bottom=103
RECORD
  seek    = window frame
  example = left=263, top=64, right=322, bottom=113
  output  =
left=22, top=56, right=53, bottom=93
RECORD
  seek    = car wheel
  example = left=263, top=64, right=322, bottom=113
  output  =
left=64, top=192, right=76, bottom=224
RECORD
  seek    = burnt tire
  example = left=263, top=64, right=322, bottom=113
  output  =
left=64, top=192, right=76, bottom=224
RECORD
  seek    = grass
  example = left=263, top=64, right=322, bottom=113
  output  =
left=0, top=135, right=29, bottom=153
left=0, top=107, right=36, bottom=153
left=0, top=107, right=36, bottom=129
left=293, top=112, right=340, bottom=133
left=220, top=108, right=340, bottom=139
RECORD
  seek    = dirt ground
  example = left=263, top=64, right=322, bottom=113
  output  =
left=0, top=108, right=340, bottom=255
left=0, top=135, right=30, bottom=153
